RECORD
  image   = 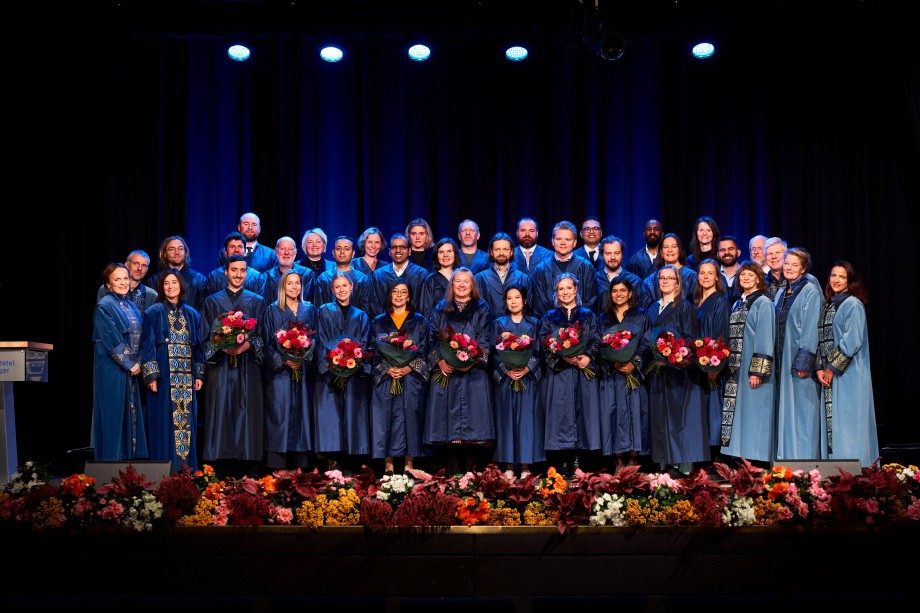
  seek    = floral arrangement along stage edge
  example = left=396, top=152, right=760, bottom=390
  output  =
left=2, top=460, right=917, bottom=533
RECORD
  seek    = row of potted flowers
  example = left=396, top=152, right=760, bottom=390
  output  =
left=2, top=459, right=918, bottom=532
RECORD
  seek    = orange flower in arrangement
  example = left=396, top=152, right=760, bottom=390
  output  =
left=456, top=496, right=491, bottom=526
left=539, top=466, right=568, bottom=497
left=541, top=321, right=595, bottom=380
left=258, top=475, right=279, bottom=495
left=60, top=474, right=96, bottom=497
left=209, top=310, right=258, bottom=366
left=690, top=336, right=731, bottom=389
left=325, top=336, right=365, bottom=389
left=274, top=320, right=315, bottom=381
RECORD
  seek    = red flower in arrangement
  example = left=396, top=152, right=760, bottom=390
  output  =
left=494, top=330, right=536, bottom=392
left=599, top=328, right=641, bottom=389
left=210, top=310, right=258, bottom=366
left=325, top=336, right=365, bottom=389
left=690, top=336, right=731, bottom=389
left=274, top=320, right=315, bottom=381
left=645, top=327, right=689, bottom=377
left=434, top=324, right=482, bottom=388
left=376, top=330, right=420, bottom=395
left=541, top=321, right=595, bottom=380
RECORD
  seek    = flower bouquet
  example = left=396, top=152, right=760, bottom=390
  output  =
left=434, top=324, right=482, bottom=388
left=541, top=321, right=595, bottom=380
left=644, top=327, right=689, bottom=378
left=599, top=328, right=641, bottom=390
left=325, top=336, right=365, bottom=389
left=210, top=310, right=258, bottom=366
left=494, top=330, right=535, bottom=392
left=689, top=336, right=731, bottom=389
left=376, top=330, right=419, bottom=395
left=274, top=320, right=314, bottom=381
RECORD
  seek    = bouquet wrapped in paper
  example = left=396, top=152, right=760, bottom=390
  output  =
left=494, top=330, right=535, bottom=392
left=599, top=328, right=641, bottom=389
left=541, top=321, right=595, bottom=380
left=434, top=324, right=482, bottom=388
left=376, top=331, right=419, bottom=395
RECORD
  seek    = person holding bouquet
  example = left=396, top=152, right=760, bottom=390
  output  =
left=261, top=269, right=317, bottom=472
left=693, top=259, right=731, bottom=466
left=425, top=267, right=495, bottom=475
left=774, top=247, right=824, bottom=462
left=815, top=261, right=879, bottom=467
left=538, top=272, right=601, bottom=478
left=141, top=269, right=205, bottom=473
left=92, top=263, right=149, bottom=462
left=720, top=261, right=776, bottom=466
left=491, top=285, right=544, bottom=479
left=370, top=279, right=430, bottom=475
left=598, top=278, right=651, bottom=474
left=315, top=272, right=371, bottom=475
left=645, top=264, right=708, bottom=474
left=199, top=254, right=266, bottom=478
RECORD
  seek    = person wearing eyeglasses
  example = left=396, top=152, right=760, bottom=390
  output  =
left=204, top=231, right=266, bottom=299
left=96, top=249, right=158, bottom=312
left=573, top=216, right=605, bottom=270
left=369, top=233, right=428, bottom=317
left=645, top=264, right=708, bottom=476
left=216, top=212, right=279, bottom=273
left=640, top=233, right=697, bottom=309
left=147, top=235, right=208, bottom=312
left=313, top=236, right=373, bottom=314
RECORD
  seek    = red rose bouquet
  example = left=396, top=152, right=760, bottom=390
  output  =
left=689, top=336, right=731, bottom=389
left=376, top=330, right=420, bottom=395
left=325, top=336, right=365, bottom=389
left=599, top=328, right=641, bottom=390
left=645, top=327, right=690, bottom=377
left=434, top=324, right=482, bottom=388
left=494, top=330, right=536, bottom=392
left=274, top=320, right=314, bottom=381
left=541, top=321, right=595, bottom=380
left=210, top=310, right=258, bottom=367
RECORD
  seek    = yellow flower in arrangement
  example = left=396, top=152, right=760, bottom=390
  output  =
left=33, top=497, right=66, bottom=530
left=486, top=500, right=522, bottom=526
left=324, top=488, right=362, bottom=526
left=176, top=498, right=219, bottom=526
left=522, top=500, right=559, bottom=526
left=296, top=496, right=327, bottom=530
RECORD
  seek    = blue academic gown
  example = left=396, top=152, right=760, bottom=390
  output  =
left=261, top=301, right=317, bottom=458
left=370, top=263, right=429, bottom=319
left=199, top=288, right=266, bottom=463
left=491, top=315, right=545, bottom=465
left=260, top=264, right=316, bottom=306
left=204, top=266, right=265, bottom=300
left=218, top=242, right=278, bottom=273
left=513, top=245, right=553, bottom=276
left=594, top=268, right=645, bottom=316
left=424, top=299, right=495, bottom=445
left=530, top=256, right=600, bottom=317
left=314, top=302, right=371, bottom=456
left=313, top=268, right=374, bottom=314
left=696, top=292, right=731, bottom=446
left=96, top=283, right=158, bottom=313
left=370, top=311, right=430, bottom=459
left=474, top=265, right=531, bottom=321
left=640, top=267, right=697, bottom=309
left=459, top=249, right=490, bottom=275
left=539, top=307, right=601, bottom=452
left=646, top=298, right=709, bottom=465
left=147, top=266, right=208, bottom=313
left=626, top=248, right=657, bottom=281
left=816, top=294, right=879, bottom=467
left=720, top=292, right=776, bottom=462
left=351, top=255, right=388, bottom=278
left=92, top=292, right=149, bottom=461
left=418, top=271, right=452, bottom=320
left=140, top=300, right=205, bottom=472
left=774, top=278, right=823, bottom=461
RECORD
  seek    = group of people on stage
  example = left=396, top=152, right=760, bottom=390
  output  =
left=91, top=212, right=880, bottom=480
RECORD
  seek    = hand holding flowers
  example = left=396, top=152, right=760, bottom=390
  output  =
left=210, top=310, right=258, bottom=367
left=325, top=336, right=365, bottom=389
left=495, top=330, right=535, bottom=392
left=689, top=336, right=730, bottom=389
left=644, top=327, right=689, bottom=377
left=600, top=328, right=641, bottom=389
left=434, top=324, right=482, bottom=388
left=275, top=320, right=314, bottom=381
left=541, top=321, right=595, bottom=380
left=376, top=331, right=419, bottom=395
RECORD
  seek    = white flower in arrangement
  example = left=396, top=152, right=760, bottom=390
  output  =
left=722, top=496, right=756, bottom=527
left=376, top=473, right=414, bottom=503
left=125, top=492, right=164, bottom=532
left=7, top=460, right=52, bottom=494
left=589, top=492, right=627, bottom=526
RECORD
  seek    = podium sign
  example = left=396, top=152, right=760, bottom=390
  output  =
left=1, top=341, right=53, bottom=483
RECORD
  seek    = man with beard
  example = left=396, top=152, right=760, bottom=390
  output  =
left=512, top=217, right=552, bottom=276
left=147, top=234, right=208, bottom=311
left=717, top=235, right=742, bottom=304
left=594, top=236, right=644, bottom=315
left=530, top=220, right=599, bottom=317
left=217, top=212, right=278, bottom=273
left=370, top=233, right=429, bottom=317
left=457, top=219, right=490, bottom=274
left=205, top=231, right=266, bottom=298
left=260, top=236, right=315, bottom=305
left=626, top=219, right=663, bottom=280
left=748, top=234, right=769, bottom=272
left=96, top=249, right=158, bottom=312
left=313, top=236, right=373, bottom=312
left=474, top=232, right=531, bottom=319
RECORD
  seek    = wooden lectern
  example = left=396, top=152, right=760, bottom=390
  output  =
left=0, top=341, right=53, bottom=484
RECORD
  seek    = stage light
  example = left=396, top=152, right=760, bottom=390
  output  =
left=692, top=42, right=716, bottom=59
left=504, top=45, right=529, bottom=62
left=320, top=46, right=344, bottom=63
left=227, top=44, right=251, bottom=62
left=407, top=44, right=431, bottom=62
left=598, top=33, right=626, bottom=61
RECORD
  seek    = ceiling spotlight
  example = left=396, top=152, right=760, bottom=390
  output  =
left=692, top=42, right=716, bottom=59
left=598, top=33, right=626, bottom=61
left=227, top=45, right=251, bottom=62
left=407, top=44, right=431, bottom=62
left=504, top=45, right=529, bottom=62
left=319, top=46, right=344, bottom=63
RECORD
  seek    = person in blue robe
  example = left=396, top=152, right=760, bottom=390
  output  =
left=352, top=226, right=389, bottom=277
left=369, top=234, right=429, bottom=318
left=597, top=277, right=651, bottom=473
left=199, top=255, right=266, bottom=477
left=92, top=263, right=149, bottom=462
left=141, top=269, right=205, bottom=473
left=418, top=239, right=462, bottom=318
left=639, top=233, right=696, bottom=310
left=96, top=249, right=158, bottom=312
left=474, top=232, right=531, bottom=320
left=146, top=235, right=209, bottom=312
left=314, top=272, right=372, bottom=474
left=512, top=217, right=553, bottom=276
left=815, top=261, right=880, bottom=468
left=774, top=247, right=824, bottom=462
left=530, top=222, right=599, bottom=317
left=260, top=269, right=318, bottom=471
left=370, top=279, right=430, bottom=475
left=645, top=265, right=709, bottom=470
left=313, top=267, right=373, bottom=314
left=538, top=272, right=601, bottom=477
left=625, top=219, right=663, bottom=281
left=425, top=268, right=495, bottom=475
left=491, top=285, right=545, bottom=478
left=693, top=259, right=732, bottom=458
left=720, top=261, right=776, bottom=465
left=259, top=236, right=316, bottom=306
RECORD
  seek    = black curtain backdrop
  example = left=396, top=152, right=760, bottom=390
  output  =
left=6, top=1, right=918, bottom=472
